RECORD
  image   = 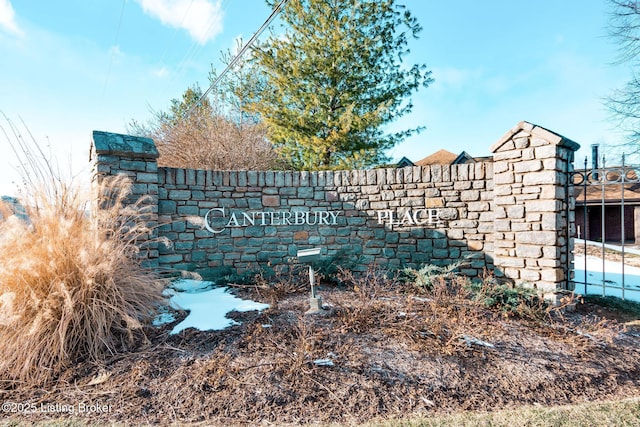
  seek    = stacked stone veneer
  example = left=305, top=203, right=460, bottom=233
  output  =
left=90, top=121, right=579, bottom=297
left=491, top=122, right=579, bottom=297
left=90, top=131, right=160, bottom=267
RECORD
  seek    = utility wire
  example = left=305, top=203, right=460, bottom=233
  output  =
left=167, top=0, right=231, bottom=87
left=101, top=0, right=127, bottom=100
left=187, top=0, right=290, bottom=116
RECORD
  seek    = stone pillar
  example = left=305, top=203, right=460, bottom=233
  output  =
left=491, top=121, right=580, bottom=300
left=90, top=131, right=160, bottom=268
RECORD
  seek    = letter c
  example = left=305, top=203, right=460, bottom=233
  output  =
left=204, top=208, right=226, bottom=234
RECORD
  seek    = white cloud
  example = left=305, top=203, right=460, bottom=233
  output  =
left=136, top=0, right=223, bottom=44
left=0, top=0, right=23, bottom=36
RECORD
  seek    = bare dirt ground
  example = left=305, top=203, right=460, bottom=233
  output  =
left=1, top=273, right=639, bottom=427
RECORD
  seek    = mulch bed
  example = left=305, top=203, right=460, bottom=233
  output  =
left=1, top=282, right=639, bottom=426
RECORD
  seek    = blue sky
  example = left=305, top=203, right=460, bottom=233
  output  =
left=0, top=0, right=631, bottom=196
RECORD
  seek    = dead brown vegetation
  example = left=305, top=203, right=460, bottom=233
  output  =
left=2, top=266, right=638, bottom=426
left=0, top=119, right=165, bottom=385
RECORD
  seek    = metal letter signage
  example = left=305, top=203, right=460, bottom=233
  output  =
left=204, top=207, right=342, bottom=234
left=376, top=208, right=442, bottom=228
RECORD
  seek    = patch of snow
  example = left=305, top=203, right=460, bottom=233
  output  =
left=155, top=279, right=269, bottom=334
left=573, top=255, right=640, bottom=302
left=152, top=311, right=176, bottom=326
left=168, top=279, right=216, bottom=293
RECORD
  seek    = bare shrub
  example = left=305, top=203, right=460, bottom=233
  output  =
left=249, top=264, right=309, bottom=305
left=130, top=87, right=286, bottom=171
left=153, top=109, right=283, bottom=171
left=334, top=266, right=402, bottom=333
left=0, top=119, right=164, bottom=385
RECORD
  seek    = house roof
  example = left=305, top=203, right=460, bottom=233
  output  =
left=573, top=167, right=640, bottom=204
left=573, top=183, right=640, bottom=204
left=415, top=149, right=458, bottom=166
left=396, top=156, right=415, bottom=168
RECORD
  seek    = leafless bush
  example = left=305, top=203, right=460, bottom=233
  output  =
left=153, top=111, right=284, bottom=170
left=130, top=87, right=287, bottom=171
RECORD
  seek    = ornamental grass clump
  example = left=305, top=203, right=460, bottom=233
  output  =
left=0, top=119, right=164, bottom=385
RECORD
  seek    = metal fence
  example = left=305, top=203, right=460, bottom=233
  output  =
left=570, top=155, right=640, bottom=300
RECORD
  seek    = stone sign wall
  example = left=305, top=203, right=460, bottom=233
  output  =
left=90, top=121, right=579, bottom=299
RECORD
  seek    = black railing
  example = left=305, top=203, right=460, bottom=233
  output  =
left=570, top=156, right=640, bottom=300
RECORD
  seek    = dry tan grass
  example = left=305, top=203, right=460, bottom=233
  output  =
left=0, top=119, right=164, bottom=385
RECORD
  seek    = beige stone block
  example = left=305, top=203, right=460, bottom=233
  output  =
left=535, top=281, right=560, bottom=293
left=541, top=268, right=565, bottom=282
left=516, top=244, right=542, bottom=259
left=517, top=193, right=540, bottom=201
left=534, top=145, right=558, bottom=159
left=478, top=222, right=494, bottom=233
left=496, top=257, right=526, bottom=268
left=468, top=240, right=484, bottom=251
left=515, top=231, right=557, bottom=245
left=493, top=161, right=510, bottom=174
left=540, top=185, right=564, bottom=199
left=512, top=222, right=532, bottom=232
left=495, top=185, right=513, bottom=196
left=454, top=181, right=472, bottom=190
left=520, top=269, right=541, bottom=282
left=531, top=126, right=563, bottom=145
left=494, top=219, right=511, bottom=232
left=526, top=213, right=541, bottom=222
left=494, top=171, right=515, bottom=185
left=504, top=268, right=521, bottom=279
left=537, top=258, right=562, bottom=268
left=494, top=248, right=510, bottom=257
left=447, top=229, right=464, bottom=240
left=541, top=213, right=564, bottom=231
left=514, top=160, right=543, bottom=173
left=494, top=239, right=515, bottom=248
left=439, top=208, right=458, bottom=220
left=542, top=158, right=563, bottom=171
left=521, top=147, right=535, bottom=160
left=468, top=201, right=490, bottom=212
left=461, top=190, right=481, bottom=201
left=507, top=205, right=525, bottom=218
left=514, top=136, right=530, bottom=149
left=522, top=186, right=542, bottom=194
left=494, top=150, right=523, bottom=161
left=495, top=196, right=516, bottom=205
left=479, top=212, right=494, bottom=222
left=524, top=200, right=562, bottom=212
left=425, top=197, right=444, bottom=207
left=522, top=171, right=559, bottom=186
left=451, top=219, right=478, bottom=228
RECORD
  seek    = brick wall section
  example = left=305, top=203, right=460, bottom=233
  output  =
left=90, top=121, right=580, bottom=297
left=491, top=122, right=579, bottom=298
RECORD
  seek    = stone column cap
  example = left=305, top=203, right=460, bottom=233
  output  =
left=91, top=130, right=159, bottom=160
left=491, top=121, right=580, bottom=153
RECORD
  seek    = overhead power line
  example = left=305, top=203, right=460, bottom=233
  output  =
left=186, top=0, right=291, bottom=116
left=101, top=0, right=127, bottom=100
